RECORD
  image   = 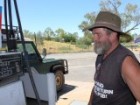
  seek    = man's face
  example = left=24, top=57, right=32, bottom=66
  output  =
left=92, top=28, right=112, bottom=55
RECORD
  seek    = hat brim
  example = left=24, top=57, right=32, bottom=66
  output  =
left=87, top=23, right=126, bottom=35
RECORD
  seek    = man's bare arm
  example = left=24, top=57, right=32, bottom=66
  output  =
left=122, top=56, right=140, bottom=102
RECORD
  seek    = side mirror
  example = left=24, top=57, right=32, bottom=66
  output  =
left=42, top=48, right=47, bottom=59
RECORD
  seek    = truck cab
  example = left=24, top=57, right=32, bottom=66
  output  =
left=1, top=28, right=69, bottom=91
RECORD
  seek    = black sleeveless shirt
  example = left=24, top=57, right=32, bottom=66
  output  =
left=92, top=44, right=137, bottom=105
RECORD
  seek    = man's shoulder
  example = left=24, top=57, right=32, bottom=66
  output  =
left=119, top=44, right=134, bottom=55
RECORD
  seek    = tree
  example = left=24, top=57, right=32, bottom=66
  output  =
left=64, top=32, right=78, bottom=43
left=23, top=29, right=33, bottom=39
left=76, top=35, right=92, bottom=49
left=43, top=27, right=55, bottom=40
left=99, top=0, right=140, bottom=33
left=79, top=0, right=140, bottom=42
left=79, top=12, right=97, bottom=37
left=78, top=12, right=96, bottom=44
left=35, top=31, right=44, bottom=46
left=55, top=28, right=66, bottom=42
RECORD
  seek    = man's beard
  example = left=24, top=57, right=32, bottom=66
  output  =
left=94, top=41, right=111, bottom=55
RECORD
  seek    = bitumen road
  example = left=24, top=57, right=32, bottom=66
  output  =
left=47, top=52, right=97, bottom=82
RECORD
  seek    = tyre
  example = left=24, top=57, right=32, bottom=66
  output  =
left=55, top=70, right=65, bottom=92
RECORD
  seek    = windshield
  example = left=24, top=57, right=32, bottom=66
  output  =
left=17, top=43, right=36, bottom=54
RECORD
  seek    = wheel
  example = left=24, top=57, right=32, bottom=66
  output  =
left=55, top=70, right=65, bottom=92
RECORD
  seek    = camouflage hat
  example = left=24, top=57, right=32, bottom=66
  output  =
left=88, top=11, right=125, bottom=35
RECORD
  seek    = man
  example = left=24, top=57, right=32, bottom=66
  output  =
left=87, top=11, right=140, bottom=105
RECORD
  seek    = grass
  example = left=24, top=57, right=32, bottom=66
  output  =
left=37, top=40, right=93, bottom=54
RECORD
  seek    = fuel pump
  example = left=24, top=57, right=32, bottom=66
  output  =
left=0, top=0, right=41, bottom=105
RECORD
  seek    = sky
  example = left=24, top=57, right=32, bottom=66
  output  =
left=0, top=0, right=140, bottom=37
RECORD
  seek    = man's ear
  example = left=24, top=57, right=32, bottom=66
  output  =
left=110, top=32, right=117, bottom=40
